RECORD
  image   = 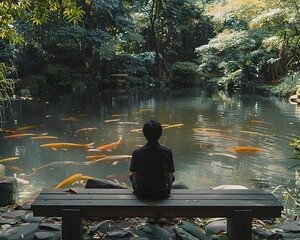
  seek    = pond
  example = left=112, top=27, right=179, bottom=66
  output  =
left=0, top=87, right=299, bottom=206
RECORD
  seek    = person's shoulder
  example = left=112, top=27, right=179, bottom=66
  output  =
left=158, top=144, right=172, bottom=152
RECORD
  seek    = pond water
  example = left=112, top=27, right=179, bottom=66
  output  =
left=0, top=87, right=299, bottom=204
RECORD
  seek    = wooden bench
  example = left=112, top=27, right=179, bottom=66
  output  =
left=31, top=188, right=283, bottom=240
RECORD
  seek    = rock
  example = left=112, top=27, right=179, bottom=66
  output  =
left=173, top=227, right=200, bottom=240
left=85, top=178, right=128, bottom=189
left=2, top=210, right=27, bottom=218
left=137, top=223, right=173, bottom=239
left=39, top=223, right=61, bottom=231
left=34, top=232, right=56, bottom=240
left=212, top=185, right=247, bottom=190
left=90, top=220, right=111, bottom=233
left=172, top=181, right=189, bottom=189
left=0, top=218, right=20, bottom=225
left=179, top=220, right=210, bottom=239
left=205, top=219, right=227, bottom=235
left=0, top=177, right=18, bottom=206
left=22, top=212, right=45, bottom=223
left=107, top=230, right=133, bottom=238
left=276, top=221, right=300, bottom=233
left=0, top=223, right=39, bottom=240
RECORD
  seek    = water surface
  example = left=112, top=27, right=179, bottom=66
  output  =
left=0, top=88, right=299, bottom=202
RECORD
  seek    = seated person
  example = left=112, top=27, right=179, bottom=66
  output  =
left=129, top=120, right=175, bottom=199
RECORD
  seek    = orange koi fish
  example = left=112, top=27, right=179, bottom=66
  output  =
left=55, top=174, right=83, bottom=189
left=6, top=166, right=23, bottom=171
left=86, top=155, right=107, bottom=159
left=239, top=130, right=270, bottom=137
left=107, top=173, right=131, bottom=180
left=250, top=120, right=270, bottom=124
left=76, top=113, right=96, bottom=117
left=61, top=117, right=78, bottom=121
left=203, top=133, right=247, bottom=142
left=104, top=118, right=121, bottom=123
left=4, top=133, right=37, bottom=139
left=16, top=125, right=41, bottom=131
left=0, top=157, right=19, bottom=163
left=193, top=128, right=232, bottom=133
left=163, top=124, right=184, bottom=129
left=31, top=136, right=58, bottom=140
left=40, top=142, right=94, bottom=149
left=95, top=138, right=122, bottom=151
left=75, top=128, right=97, bottom=134
left=0, top=129, right=15, bottom=134
left=230, top=146, right=267, bottom=153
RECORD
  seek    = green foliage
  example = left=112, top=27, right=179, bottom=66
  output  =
left=269, top=72, right=300, bottom=96
left=0, top=63, right=16, bottom=117
left=170, top=61, right=200, bottom=86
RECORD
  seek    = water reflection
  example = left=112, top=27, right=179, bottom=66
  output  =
left=0, top=88, right=299, bottom=202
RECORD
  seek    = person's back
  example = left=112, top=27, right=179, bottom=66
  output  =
left=130, top=120, right=175, bottom=199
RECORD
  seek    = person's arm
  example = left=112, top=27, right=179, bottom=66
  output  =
left=131, top=171, right=138, bottom=179
left=166, top=172, right=174, bottom=188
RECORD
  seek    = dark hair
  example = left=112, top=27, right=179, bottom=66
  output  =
left=143, top=120, right=162, bottom=142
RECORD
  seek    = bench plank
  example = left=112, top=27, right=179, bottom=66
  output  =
left=32, top=188, right=283, bottom=240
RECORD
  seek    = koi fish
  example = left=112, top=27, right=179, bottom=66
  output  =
left=4, top=133, right=37, bottom=139
left=0, top=157, right=19, bottom=163
left=83, top=155, right=131, bottom=165
left=86, top=155, right=107, bottom=159
left=208, top=153, right=237, bottom=159
left=193, top=128, right=232, bottom=133
left=95, top=138, right=122, bottom=151
left=131, top=128, right=143, bottom=133
left=111, top=114, right=128, bottom=117
left=31, top=136, right=58, bottom=140
left=239, top=130, right=270, bottom=137
left=104, top=118, right=121, bottom=123
left=163, top=124, right=184, bottom=129
left=16, top=125, right=41, bottom=131
left=139, top=108, right=152, bottom=112
left=202, top=133, right=247, bottom=142
left=6, top=166, right=23, bottom=171
left=61, top=117, right=78, bottom=121
left=119, top=122, right=139, bottom=125
left=40, top=142, right=94, bottom=150
left=107, top=173, right=131, bottom=180
left=76, top=113, right=96, bottom=117
left=250, top=120, right=270, bottom=124
left=0, top=129, right=15, bottom=134
left=29, top=161, right=81, bottom=175
left=55, top=174, right=83, bottom=189
left=230, top=146, right=267, bottom=153
left=75, top=127, right=97, bottom=134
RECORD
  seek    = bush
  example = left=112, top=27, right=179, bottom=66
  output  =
left=170, top=61, right=200, bottom=86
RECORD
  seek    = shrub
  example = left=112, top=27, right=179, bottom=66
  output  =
left=170, top=61, right=200, bottom=86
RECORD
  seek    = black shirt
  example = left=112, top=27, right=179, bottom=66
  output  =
left=130, top=141, right=175, bottom=198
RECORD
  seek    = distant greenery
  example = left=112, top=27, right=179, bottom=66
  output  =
left=0, top=0, right=299, bottom=105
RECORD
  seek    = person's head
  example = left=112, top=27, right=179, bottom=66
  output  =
left=143, top=120, right=162, bottom=142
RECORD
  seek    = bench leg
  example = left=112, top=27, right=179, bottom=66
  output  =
left=227, top=210, right=252, bottom=240
left=62, top=209, right=83, bottom=240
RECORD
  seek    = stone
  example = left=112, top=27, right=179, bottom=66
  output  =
left=172, top=181, right=189, bottom=189
left=205, top=219, right=227, bottom=235
left=2, top=210, right=27, bottom=218
left=179, top=220, right=210, bottom=239
left=107, top=230, right=133, bottom=238
left=90, top=220, right=111, bottom=233
left=173, top=227, right=199, bottom=240
left=34, top=232, right=56, bottom=240
left=212, top=185, right=247, bottom=190
left=0, top=223, right=39, bottom=240
left=22, top=212, right=45, bottom=223
left=137, top=224, right=173, bottom=239
left=39, top=223, right=61, bottom=232
left=276, top=221, right=300, bottom=233
left=0, top=218, right=20, bottom=225
left=0, top=177, right=18, bottom=206
left=85, top=178, right=128, bottom=189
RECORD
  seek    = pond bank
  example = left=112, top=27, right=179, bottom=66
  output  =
left=0, top=202, right=299, bottom=240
